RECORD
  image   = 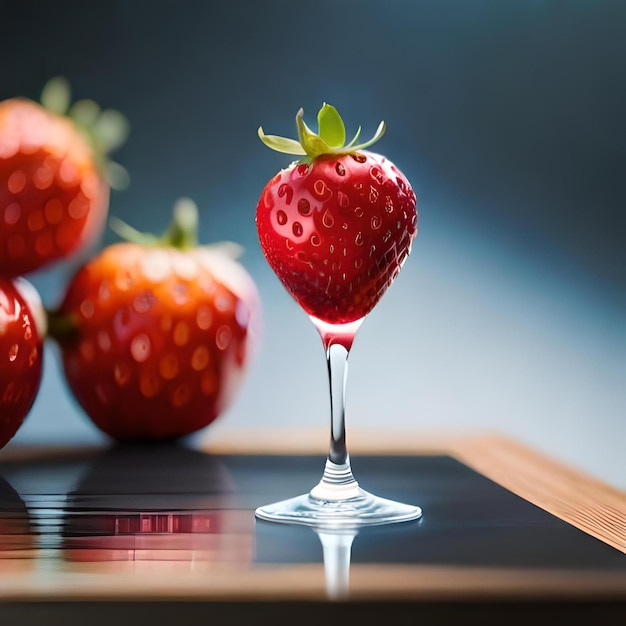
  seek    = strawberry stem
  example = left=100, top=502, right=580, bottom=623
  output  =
left=45, top=309, right=79, bottom=344
left=164, top=198, right=199, bottom=249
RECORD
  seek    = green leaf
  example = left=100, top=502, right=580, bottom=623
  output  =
left=345, top=126, right=362, bottom=148
left=69, top=99, right=101, bottom=128
left=204, top=241, right=245, bottom=260
left=104, top=161, right=131, bottom=190
left=258, top=127, right=306, bottom=155
left=93, top=109, right=131, bottom=153
left=109, top=216, right=159, bottom=245
left=172, top=197, right=199, bottom=234
left=296, top=108, right=330, bottom=157
left=348, top=120, right=386, bottom=152
left=40, top=77, right=71, bottom=115
left=317, top=103, right=345, bottom=148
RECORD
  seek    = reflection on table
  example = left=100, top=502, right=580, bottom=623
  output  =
left=0, top=474, right=32, bottom=560
left=61, top=444, right=254, bottom=565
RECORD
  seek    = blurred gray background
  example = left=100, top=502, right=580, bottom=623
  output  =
left=1, top=0, right=624, bottom=489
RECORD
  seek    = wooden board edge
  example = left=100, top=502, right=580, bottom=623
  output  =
left=446, top=434, right=626, bottom=554
left=0, top=564, right=624, bottom=602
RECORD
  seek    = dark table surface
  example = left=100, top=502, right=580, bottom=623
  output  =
left=0, top=430, right=624, bottom=625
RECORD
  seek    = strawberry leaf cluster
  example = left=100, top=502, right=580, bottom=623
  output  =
left=258, top=103, right=386, bottom=159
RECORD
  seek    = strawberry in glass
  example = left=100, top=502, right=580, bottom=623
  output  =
left=256, top=103, right=417, bottom=327
left=254, top=104, right=422, bottom=527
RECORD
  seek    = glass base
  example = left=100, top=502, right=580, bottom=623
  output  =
left=255, top=488, right=422, bottom=529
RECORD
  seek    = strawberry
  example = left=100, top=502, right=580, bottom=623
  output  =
left=48, top=199, right=261, bottom=442
left=0, top=277, right=45, bottom=449
left=255, top=104, right=417, bottom=325
left=0, top=77, right=129, bottom=277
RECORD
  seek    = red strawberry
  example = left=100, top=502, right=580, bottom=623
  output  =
left=0, top=277, right=45, bottom=449
left=0, top=78, right=129, bottom=277
left=255, top=104, right=417, bottom=325
left=48, top=199, right=261, bottom=442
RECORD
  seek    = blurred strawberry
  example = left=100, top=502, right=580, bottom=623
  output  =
left=48, top=199, right=261, bottom=441
left=0, top=77, right=129, bottom=277
left=0, top=277, right=45, bottom=449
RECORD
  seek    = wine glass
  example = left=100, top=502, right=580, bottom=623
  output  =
left=254, top=313, right=422, bottom=527
left=254, top=104, right=423, bottom=528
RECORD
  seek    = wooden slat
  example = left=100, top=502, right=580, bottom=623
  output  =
left=0, top=563, right=624, bottom=602
left=201, top=425, right=464, bottom=456
left=446, top=434, right=626, bottom=554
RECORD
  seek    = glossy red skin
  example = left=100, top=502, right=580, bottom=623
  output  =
left=0, top=99, right=109, bottom=277
left=56, top=243, right=260, bottom=441
left=0, top=279, right=44, bottom=449
left=256, top=150, right=417, bottom=324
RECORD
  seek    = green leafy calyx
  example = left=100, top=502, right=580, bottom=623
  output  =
left=40, top=77, right=131, bottom=190
left=258, top=103, right=386, bottom=159
left=109, top=198, right=243, bottom=258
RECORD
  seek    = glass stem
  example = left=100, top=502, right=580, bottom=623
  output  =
left=327, top=342, right=349, bottom=466
left=309, top=317, right=363, bottom=502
